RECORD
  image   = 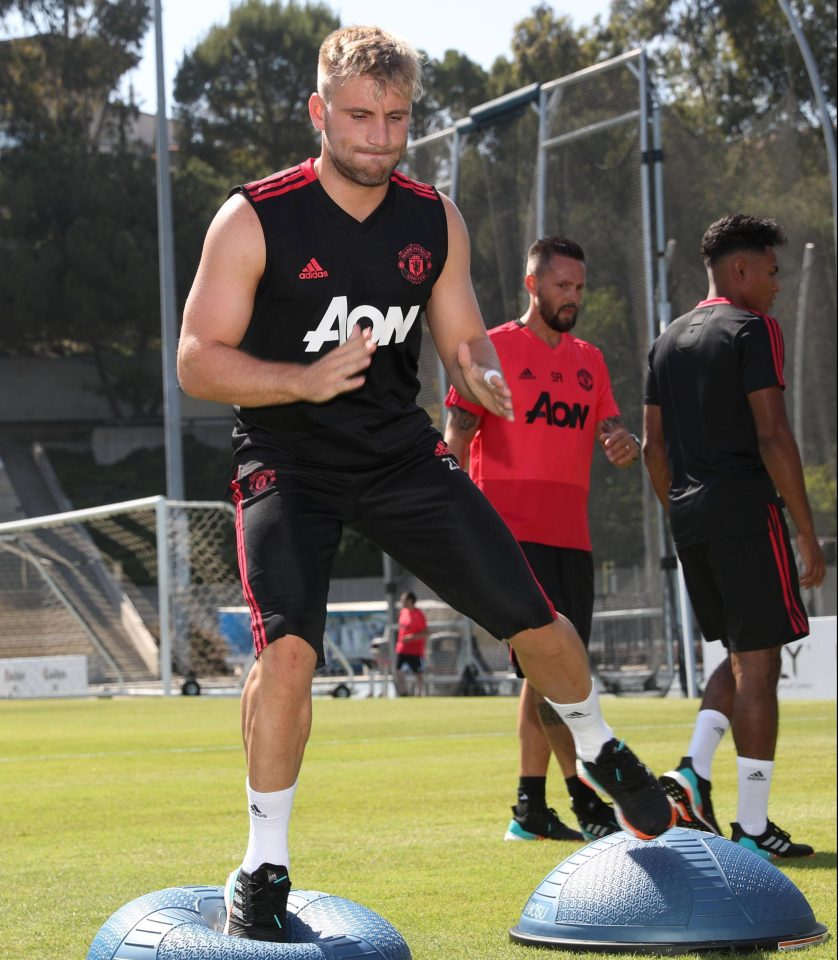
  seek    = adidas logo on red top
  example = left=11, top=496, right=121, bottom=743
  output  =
left=299, top=258, right=329, bottom=280
left=519, top=368, right=536, bottom=379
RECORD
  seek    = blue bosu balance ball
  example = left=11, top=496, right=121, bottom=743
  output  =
left=87, top=884, right=411, bottom=960
left=510, top=827, right=827, bottom=954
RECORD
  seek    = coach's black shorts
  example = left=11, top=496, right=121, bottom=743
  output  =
left=230, top=439, right=554, bottom=664
left=396, top=653, right=424, bottom=674
left=677, top=503, right=809, bottom=653
left=511, top=543, right=594, bottom=678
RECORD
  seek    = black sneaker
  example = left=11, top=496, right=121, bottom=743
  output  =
left=577, top=738, right=675, bottom=840
left=731, top=821, right=815, bottom=860
left=504, top=806, right=584, bottom=842
left=659, top=757, right=721, bottom=834
left=572, top=793, right=620, bottom=841
left=224, top=862, right=291, bottom=942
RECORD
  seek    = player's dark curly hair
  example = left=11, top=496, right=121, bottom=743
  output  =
left=701, top=215, right=787, bottom=266
left=527, top=236, right=585, bottom=275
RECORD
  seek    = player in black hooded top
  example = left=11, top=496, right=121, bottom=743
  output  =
left=178, top=25, right=673, bottom=946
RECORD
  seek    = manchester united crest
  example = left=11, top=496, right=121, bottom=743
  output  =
left=398, top=243, right=433, bottom=284
left=248, top=468, right=277, bottom=494
left=577, top=368, right=593, bottom=392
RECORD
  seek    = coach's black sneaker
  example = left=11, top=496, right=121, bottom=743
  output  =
left=659, top=757, right=721, bottom=834
left=731, top=821, right=815, bottom=860
left=577, top=738, right=675, bottom=840
left=504, top=806, right=584, bottom=842
left=572, top=792, right=620, bottom=841
left=224, top=862, right=291, bottom=942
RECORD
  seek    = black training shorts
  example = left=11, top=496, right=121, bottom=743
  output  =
left=676, top=504, right=809, bottom=653
left=230, top=438, right=555, bottom=664
left=510, top=543, right=594, bottom=678
left=396, top=653, right=424, bottom=674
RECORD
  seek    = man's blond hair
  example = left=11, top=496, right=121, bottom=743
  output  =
left=317, top=25, right=424, bottom=102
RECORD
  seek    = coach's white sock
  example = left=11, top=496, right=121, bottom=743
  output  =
left=687, top=709, right=730, bottom=780
left=546, top=686, right=614, bottom=762
left=241, top=778, right=297, bottom=873
left=736, top=757, right=774, bottom=836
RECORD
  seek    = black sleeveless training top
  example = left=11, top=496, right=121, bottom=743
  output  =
left=230, top=158, right=448, bottom=468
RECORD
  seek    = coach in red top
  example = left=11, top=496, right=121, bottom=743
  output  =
left=394, top=591, right=428, bottom=696
left=445, top=236, right=639, bottom=844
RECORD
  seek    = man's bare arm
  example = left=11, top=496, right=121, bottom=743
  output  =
left=642, top=404, right=671, bottom=510
left=425, top=196, right=513, bottom=421
left=177, top=194, right=375, bottom=407
left=748, top=386, right=825, bottom=588
left=598, top=414, right=640, bottom=468
left=443, top=404, right=483, bottom=469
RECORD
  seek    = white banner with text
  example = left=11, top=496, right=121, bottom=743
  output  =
left=0, top=655, right=88, bottom=698
left=702, top=616, right=837, bottom=700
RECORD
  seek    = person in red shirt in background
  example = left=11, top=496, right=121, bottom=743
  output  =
left=395, top=591, right=428, bottom=696
left=445, top=236, right=639, bottom=843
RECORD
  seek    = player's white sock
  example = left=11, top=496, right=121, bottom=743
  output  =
left=241, top=778, right=297, bottom=873
left=736, top=757, right=774, bottom=836
left=687, top=709, right=729, bottom=779
left=546, top=686, right=614, bottom=762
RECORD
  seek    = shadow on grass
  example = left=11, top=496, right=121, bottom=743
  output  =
left=779, top=851, right=837, bottom=870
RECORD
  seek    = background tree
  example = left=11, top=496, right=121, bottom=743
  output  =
left=0, top=1, right=225, bottom=417
left=607, top=0, right=836, bottom=134
left=173, top=0, right=338, bottom=183
left=411, top=49, right=490, bottom=138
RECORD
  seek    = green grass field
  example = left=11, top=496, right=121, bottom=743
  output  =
left=1, top=695, right=834, bottom=959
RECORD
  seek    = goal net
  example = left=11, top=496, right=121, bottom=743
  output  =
left=0, top=497, right=242, bottom=692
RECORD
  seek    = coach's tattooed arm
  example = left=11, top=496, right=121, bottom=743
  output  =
left=598, top=415, right=640, bottom=467
left=443, top=403, right=483, bottom=469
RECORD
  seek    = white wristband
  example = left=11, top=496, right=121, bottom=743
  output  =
left=483, top=368, right=502, bottom=386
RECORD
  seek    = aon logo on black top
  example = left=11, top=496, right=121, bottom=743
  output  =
left=303, top=296, right=420, bottom=352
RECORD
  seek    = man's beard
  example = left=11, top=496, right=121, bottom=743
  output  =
left=327, top=142, right=401, bottom=187
left=545, top=305, right=578, bottom=333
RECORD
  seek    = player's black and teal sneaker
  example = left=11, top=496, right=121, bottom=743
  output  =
left=224, top=862, right=291, bottom=942
left=572, top=792, right=620, bottom=840
left=660, top=757, right=722, bottom=834
left=731, top=821, right=814, bottom=860
left=577, top=738, right=675, bottom=840
left=504, top=806, right=584, bottom=842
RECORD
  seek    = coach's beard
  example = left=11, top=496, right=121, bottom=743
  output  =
left=545, top=305, right=578, bottom=334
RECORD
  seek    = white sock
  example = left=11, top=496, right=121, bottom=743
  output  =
left=546, top=685, right=614, bottom=762
left=241, top=778, right=297, bottom=873
left=736, top=757, right=774, bottom=836
left=687, top=709, right=729, bottom=779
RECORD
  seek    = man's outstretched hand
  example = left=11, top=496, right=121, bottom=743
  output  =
left=456, top=342, right=514, bottom=421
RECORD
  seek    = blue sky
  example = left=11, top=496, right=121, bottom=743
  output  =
left=127, top=0, right=613, bottom=113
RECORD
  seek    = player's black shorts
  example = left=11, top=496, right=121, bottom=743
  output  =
left=511, top=543, right=594, bottom=678
left=396, top=653, right=424, bottom=674
left=677, top=504, right=809, bottom=653
left=230, top=438, right=555, bottom=665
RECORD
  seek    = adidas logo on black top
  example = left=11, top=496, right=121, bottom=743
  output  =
left=519, top=368, right=536, bottom=379
left=299, top=258, right=329, bottom=279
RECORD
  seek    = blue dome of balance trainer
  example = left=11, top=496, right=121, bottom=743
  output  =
left=510, top=827, right=826, bottom=953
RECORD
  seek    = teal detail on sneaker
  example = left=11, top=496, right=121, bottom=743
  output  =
left=504, top=819, right=540, bottom=841
left=735, top=837, right=772, bottom=860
